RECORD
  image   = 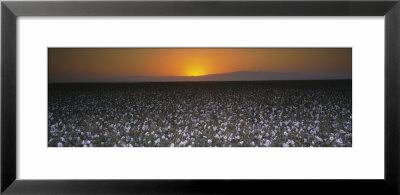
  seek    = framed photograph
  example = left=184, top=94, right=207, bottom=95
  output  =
left=2, top=0, right=400, bottom=194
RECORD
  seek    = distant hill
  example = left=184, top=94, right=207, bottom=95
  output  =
left=119, top=71, right=351, bottom=82
left=49, top=71, right=352, bottom=83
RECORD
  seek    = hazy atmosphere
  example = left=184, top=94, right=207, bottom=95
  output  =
left=49, top=48, right=351, bottom=83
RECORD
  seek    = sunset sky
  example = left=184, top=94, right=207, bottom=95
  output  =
left=48, top=48, right=351, bottom=82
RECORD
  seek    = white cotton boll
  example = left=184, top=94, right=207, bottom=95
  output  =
left=314, top=127, right=319, bottom=132
left=282, top=143, right=289, bottom=147
left=316, top=136, right=323, bottom=142
left=329, top=136, right=334, bottom=141
left=208, top=139, right=212, bottom=144
left=57, top=142, right=63, bottom=147
left=283, top=131, right=288, bottom=136
left=264, top=140, right=271, bottom=147
left=179, top=140, right=187, bottom=147
left=239, top=141, right=244, bottom=146
left=170, top=143, right=175, bottom=147
left=155, top=138, right=160, bottom=145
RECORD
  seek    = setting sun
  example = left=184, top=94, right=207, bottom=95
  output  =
left=184, top=59, right=209, bottom=76
left=186, top=67, right=207, bottom=76
left=187, top=70, right=205, bottom=76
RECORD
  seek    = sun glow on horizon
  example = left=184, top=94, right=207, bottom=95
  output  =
left=186, top=69, right=207, bottom=77
left=184, top=59, right=210, bottom=77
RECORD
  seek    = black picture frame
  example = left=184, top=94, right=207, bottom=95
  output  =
left=1, top=0, right=399, bottom=194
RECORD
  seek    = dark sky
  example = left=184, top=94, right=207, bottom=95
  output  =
left=48, top=48, right=351, bottom=82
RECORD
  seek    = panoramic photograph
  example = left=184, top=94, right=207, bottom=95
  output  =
left=48, top=48, right=352, bottom=147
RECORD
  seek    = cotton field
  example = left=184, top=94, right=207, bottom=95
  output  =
left=48, top=80, right=352, bottom=147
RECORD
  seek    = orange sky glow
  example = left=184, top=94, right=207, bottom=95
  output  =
left=49, top=48, right=351, bottom=82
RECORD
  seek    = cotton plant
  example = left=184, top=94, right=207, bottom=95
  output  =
left=48, top=82, right=352, bottom=147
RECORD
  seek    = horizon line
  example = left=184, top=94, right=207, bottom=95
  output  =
left=48, top=70, right=352, bottom=83
left=48, top=78, right=352, bottom=84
